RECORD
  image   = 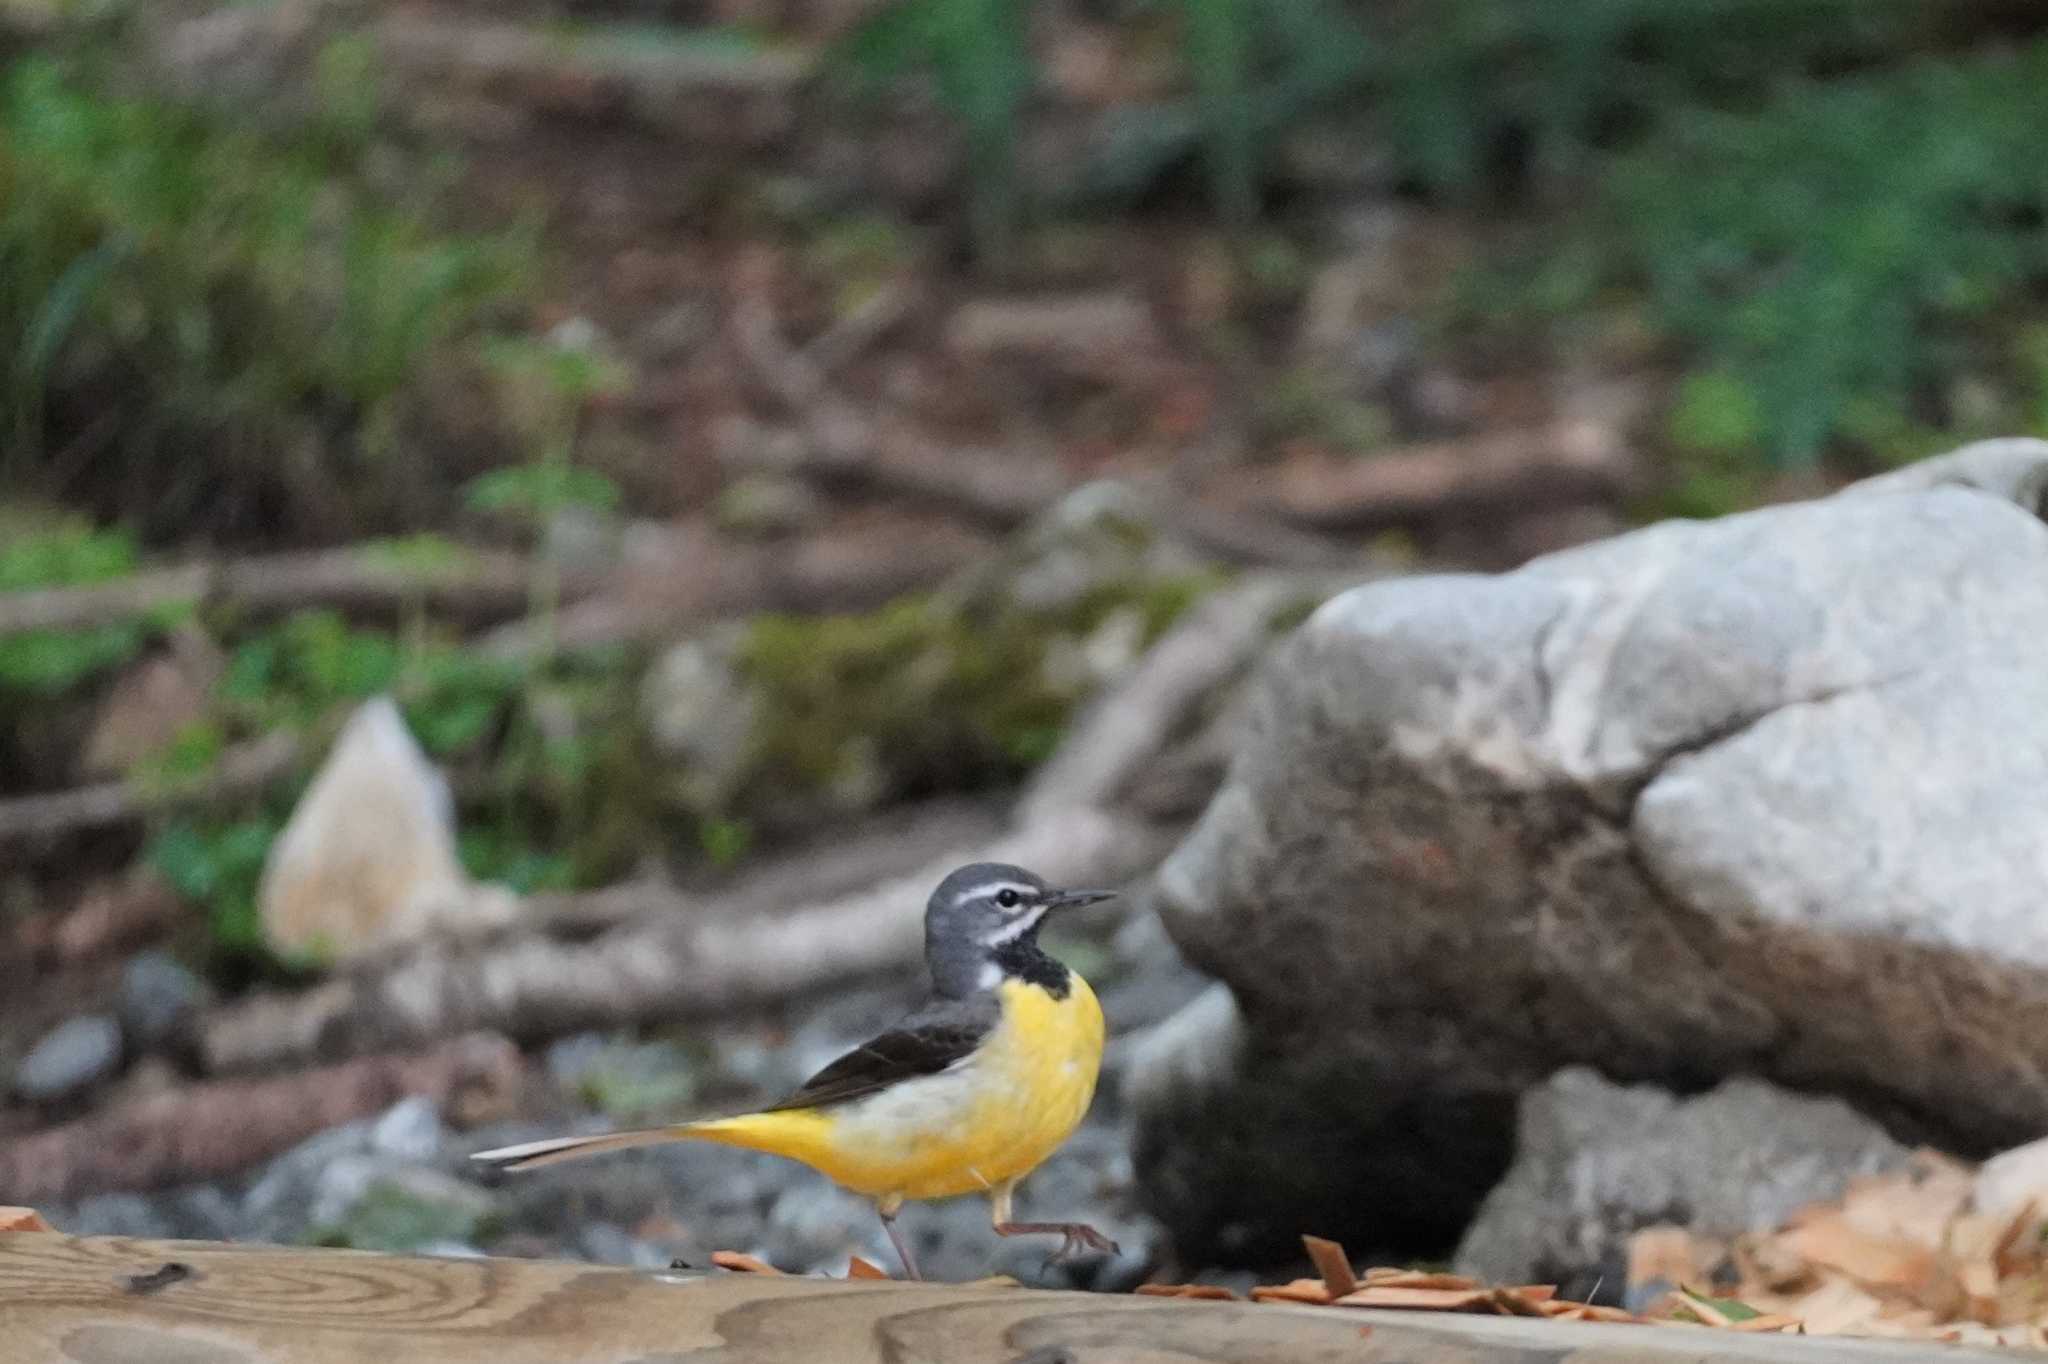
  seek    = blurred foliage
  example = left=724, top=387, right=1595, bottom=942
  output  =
left=826, top=0, right=2048, bottom=476
left=0, top=53, right=532, bottom=540
left=0, top=521, right=158, bottom=694
left=1610, top=42, right=2048, bottom=470
left=148, top=814, right=280, bottom=959
left=1362, top=0, right=1926, bottom=199
left=833, top=0, right=1032, bottom=260
left=835, top=0, right=1369, bottom=251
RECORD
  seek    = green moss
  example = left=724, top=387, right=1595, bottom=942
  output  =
left=728, top=571, right=1217, bottom=820
left=1254, top=361, right=1392, bottom=455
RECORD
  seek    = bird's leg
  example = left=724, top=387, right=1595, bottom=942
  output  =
left=876, top=1195, right=921, bottom=1281
left=988, top=1182, right=1120, bottom=1263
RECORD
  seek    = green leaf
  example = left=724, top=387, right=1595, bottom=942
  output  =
left=1180, top=0, right=1258, bottom=227
left=463, top=463, right=622, bottom=519
left=1677, top=1287, right=1764, bottom=1323
left=829, top=0, right=943, bottom=89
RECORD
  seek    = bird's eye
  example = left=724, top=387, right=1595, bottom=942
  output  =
left=995, top=888, right=1021, bottom=909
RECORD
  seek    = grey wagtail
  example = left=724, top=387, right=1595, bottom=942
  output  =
left=471, top=862, right=1118, bottom=1279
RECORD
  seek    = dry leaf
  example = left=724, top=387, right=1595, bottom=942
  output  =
left=1136, top=1283, right=1239, bottom=1300
left=0, top=1208, right=52, bottom=1233
left=1783, top=1212, right=1938, bottom=1293
left=1785, top=1277, right=1889, bottom=1335
left=1301, top=1235, right=1358, bottom=1298
left=1352, top=1270, right=1478, bottom=1291
left=1486, top=1288, right=1549, bottom=1317
left=710, top=1251, right=782, bottom=1275
left=1994, top=1199, right=2041, bottom=1278
left=1250, top=1279, right=1333, bottom=1305
left=846, top=1256, right=890, bottom=1281
left=1334, top=1285, right=1492, bottom=1311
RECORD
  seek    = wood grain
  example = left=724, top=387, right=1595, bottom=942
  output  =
left=0, top=1234, right=2022, bottom=1364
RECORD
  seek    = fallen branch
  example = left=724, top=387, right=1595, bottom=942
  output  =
left=10, top=869, right=184, bottom=967
left=0, top=730, right=301, bottom=848
left=476, top=516, right=992, bottom=660
left=0, top=544, right=597, bottom=637
left=199, top=807, right=1172, bottom=1073
left=1220, top=418, right=1641, bottom=530
left=0, top=1034, right=519, bottom=1206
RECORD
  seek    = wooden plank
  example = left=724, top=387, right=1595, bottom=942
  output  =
left=0, top=1234, right=2025, bottom=1363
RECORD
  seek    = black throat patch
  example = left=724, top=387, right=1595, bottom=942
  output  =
left=992, top=939, right=1072, bottom=999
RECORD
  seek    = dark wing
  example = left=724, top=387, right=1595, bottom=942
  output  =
left=766, top=996, right=998, bottom=1112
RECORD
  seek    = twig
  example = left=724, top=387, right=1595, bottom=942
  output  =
left=475, top=517, right=991, bottom=661
left=0, top=545, right=599, bottom=637
left=800, top=282, right=916, bottom=379
left=0, top=731, right=302, bottom=848
left=1222, top=419, right=1641, bottom=530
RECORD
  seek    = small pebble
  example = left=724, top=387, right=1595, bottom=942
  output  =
left=14, top=1014, right=122, bottom=1103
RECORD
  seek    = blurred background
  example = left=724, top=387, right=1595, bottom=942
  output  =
left=4, top=0, right=2048, bottom=1298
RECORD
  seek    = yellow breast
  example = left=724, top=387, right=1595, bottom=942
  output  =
left=691, top=972, right=1104, bottom=1202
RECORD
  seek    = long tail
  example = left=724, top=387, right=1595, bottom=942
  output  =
left=471, top=1111, right=834, bottom=1174
left=470, top=1127, right=700, bottom=1172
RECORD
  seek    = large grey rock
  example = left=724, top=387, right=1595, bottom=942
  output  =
left=1454, top=1068, right=1909, bottom=1301
left=1129, top=438, right=2048, bottom=1263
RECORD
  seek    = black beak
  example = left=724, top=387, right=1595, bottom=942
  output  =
left=1045, top=888, right=1117, bottom=912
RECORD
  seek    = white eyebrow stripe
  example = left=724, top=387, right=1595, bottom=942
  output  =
left=966, top=881, right=1037, bottom=904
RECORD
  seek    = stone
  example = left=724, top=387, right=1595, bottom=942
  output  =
left=1973, top=1132, right=2048, bottom=1223
left=370, top=1096, right=447, bottom=1163
left=258, top=696, right=518, bottom=962
left=240, top=1116, right=382, bottom=1244
left=1130, top=437, right=2048, bottom=1263
left=1453, top=1068, right=1908, bottom=1301
left=311, top=1164, right=496, bottom=1252
left=543, top=1033, right=696, bottom=1121
left=13, top=1014, right=121, bottom=1103
left=115, top=951, right=210, bottom=1055
left=641, top=633, right=758, bottom=812
left=968, top=480, right=1204, bottom=617
left=712, top=474, right=824, bottom=537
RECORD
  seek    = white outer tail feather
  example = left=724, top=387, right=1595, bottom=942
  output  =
left=470, top=1127, right=688, bottom=1172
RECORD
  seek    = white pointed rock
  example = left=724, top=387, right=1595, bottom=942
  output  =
left=259, top=697, right=516, bottom=963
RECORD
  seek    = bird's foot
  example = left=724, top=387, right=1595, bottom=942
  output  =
left=993, top=1221, right=1120, bottom=1261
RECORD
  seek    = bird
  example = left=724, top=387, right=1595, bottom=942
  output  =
left=470, top=862, right=1119, bottom=1280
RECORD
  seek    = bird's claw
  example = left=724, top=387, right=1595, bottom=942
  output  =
left=1049, top=1224, right=1119, bottom=1262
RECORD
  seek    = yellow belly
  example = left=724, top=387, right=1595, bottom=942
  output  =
left=685, top=975, right=1104, bottom=1201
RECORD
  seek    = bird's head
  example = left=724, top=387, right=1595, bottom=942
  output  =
left=924, top=862, right=1116, bottom=996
